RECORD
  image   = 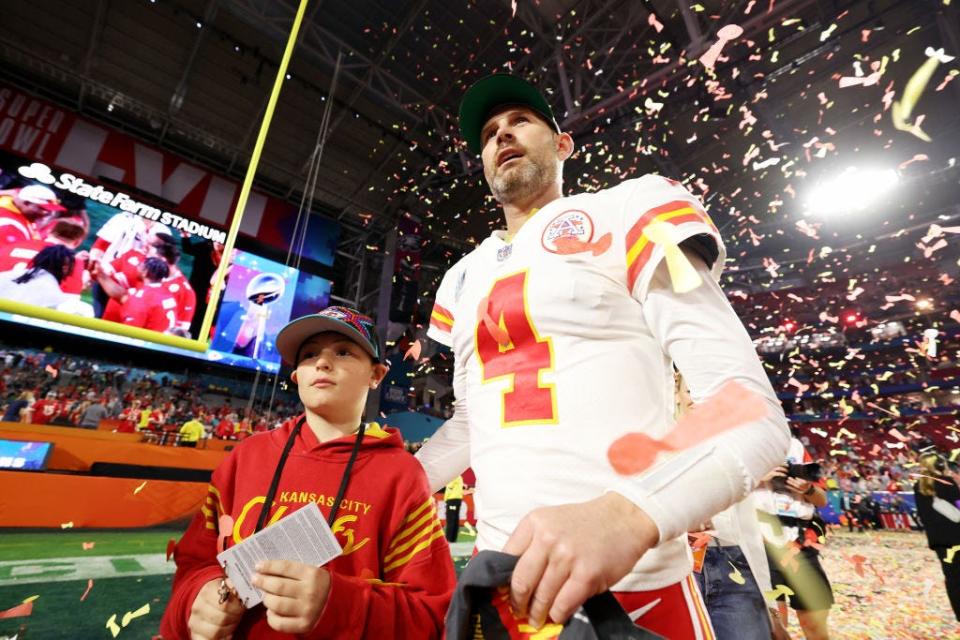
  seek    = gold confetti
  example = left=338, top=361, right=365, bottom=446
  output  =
left=945, top=545, right=960, bottom=564
left=728, top=562, right=746, bottom=585
left=121, top=603, right=150, bottom=627
left=133, top=481, right=147, bottom=495
left=106, top=613, right=121, bottom=638
left=765, top=584, right=795, bottom=600
left=643, top=221, right=703, bottom=293
left=892, top=48, right=955, bottom=142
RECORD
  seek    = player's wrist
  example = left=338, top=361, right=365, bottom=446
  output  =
left=604, top=491, right=659, bottom=553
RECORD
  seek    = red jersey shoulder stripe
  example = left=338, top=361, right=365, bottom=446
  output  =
left=430, top=303, right=454, bottom=333
left=625, top=200, right=717, bottom=291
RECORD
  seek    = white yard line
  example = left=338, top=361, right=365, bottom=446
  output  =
left=0, top=544, right=476, bottom=587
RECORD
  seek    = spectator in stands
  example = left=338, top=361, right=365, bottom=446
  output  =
left=178, top=415, right=205, bottom=447
left=0, top=245, right=76, bottom=310
left=78, top=394, right=108, bottom=429
left=213, top=412, right=236, bottom=439
left=161, top=306, right=455, bottom=639
left=31, top=391, right=61, bottom=425
left=915, top=451, right=960, bottom=621
left=1, top=390, right=34, bottom=423
left=444, top=475, right=465, bottom=543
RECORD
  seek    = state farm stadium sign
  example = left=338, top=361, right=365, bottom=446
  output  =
left=0, top=84, right=340, bottom=266
left=20, top=161, right=226, bottom=243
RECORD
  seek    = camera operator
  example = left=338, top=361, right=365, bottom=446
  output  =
left=754, top=434, right=832, bottom=640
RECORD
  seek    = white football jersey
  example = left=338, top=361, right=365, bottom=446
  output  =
left=427, top=174, right=725, bottom=590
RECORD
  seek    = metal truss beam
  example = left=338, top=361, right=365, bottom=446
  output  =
left=221, top=0, right=453, bottom=135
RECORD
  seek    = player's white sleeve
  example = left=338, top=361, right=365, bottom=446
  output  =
left=608, top=250, right=790, bottom=543
left=415, top=346, right=470, bottom=493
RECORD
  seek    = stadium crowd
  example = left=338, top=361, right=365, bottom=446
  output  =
left=0, top=348, right=301, bottom=442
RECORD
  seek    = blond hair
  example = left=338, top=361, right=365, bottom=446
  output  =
left=918, top=452, right=942, bottom=497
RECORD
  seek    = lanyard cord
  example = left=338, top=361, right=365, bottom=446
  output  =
left=255, top=416, right=367, bottom=533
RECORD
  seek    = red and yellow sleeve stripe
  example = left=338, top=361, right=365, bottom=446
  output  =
left=382, top=497, right=444, bottom=574
left=429, top=303, right=454, bottom=334
left=625, top=199, right=717, bottom=291
left=200, top=484, right=222, bottom=531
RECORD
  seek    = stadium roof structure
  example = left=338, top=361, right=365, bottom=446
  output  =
left=2, top=0, right=958, bottom=314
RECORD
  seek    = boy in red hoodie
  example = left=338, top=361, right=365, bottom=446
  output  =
left=160, top=306, right=456, bottom=639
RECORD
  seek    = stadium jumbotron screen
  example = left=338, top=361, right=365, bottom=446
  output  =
left=0, top=151, right=331, bottom=373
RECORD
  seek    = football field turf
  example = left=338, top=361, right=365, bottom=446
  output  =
left=0, top=528, right=475, bottom=639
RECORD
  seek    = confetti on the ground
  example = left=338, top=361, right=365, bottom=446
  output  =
left=133, top=481, right=147, bottom=495
left=796, top=532, right=960, bottom=639
left=0, top=599, right=34, bottom=620
left=105, top=613, right=121, bottom=638
left=121, top=603, right=150, bottom=627
left=80, top=578, right=94, bottom=602
left=82, top=542, right=95, bottom=550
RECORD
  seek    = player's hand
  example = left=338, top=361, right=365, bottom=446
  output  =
left=187, top=578, right=244, bottom=640
left=502, top=492, right=659, bottom=629
left=252, top=560, right=331, bottom=634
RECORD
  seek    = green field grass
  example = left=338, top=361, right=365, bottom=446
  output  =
left=0, top=527, right=476, bottom=638
left=0, top=530, right=184, bottom=562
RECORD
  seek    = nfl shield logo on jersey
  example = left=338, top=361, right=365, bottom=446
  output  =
left=541, top=209, right=594, bottom=254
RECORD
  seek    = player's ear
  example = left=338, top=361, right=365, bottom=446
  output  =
left=290, top=368, right=299, bottom=384
left=556, top=132, right=574, bottom=162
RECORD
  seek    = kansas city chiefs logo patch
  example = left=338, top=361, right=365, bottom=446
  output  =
left=541, top=210, right=594, bottom=253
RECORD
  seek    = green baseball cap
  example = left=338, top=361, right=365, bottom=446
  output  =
left=458, top=74, right=561, bottom=154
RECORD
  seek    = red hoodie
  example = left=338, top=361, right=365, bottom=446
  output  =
left=160, top=415, right=455, bottom=639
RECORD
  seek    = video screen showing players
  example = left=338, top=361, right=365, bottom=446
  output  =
left=0, top=152, right=332, bottom=373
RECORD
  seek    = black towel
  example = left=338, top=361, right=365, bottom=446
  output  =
left=445, top=550, right=664, bottom=640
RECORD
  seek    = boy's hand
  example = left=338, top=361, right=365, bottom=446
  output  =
left=253, top=560, right=332, bottom=634
left=188, top=578, right=244, bottom=640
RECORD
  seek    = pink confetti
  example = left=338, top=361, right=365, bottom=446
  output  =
left=80, top=578, right=94, bottom=602
left=888, top=428, right=909, bottom=442
left=898, top=153, right=929, bottom=169
left=0, top=600, right=33, bottom=619
left=403, top=339, right=422, bottom=362
left=217, top=515, right=235, bottom=554
left=608, top=381, right=767, bottom=475
left=950, top=310, right=960, bottom=324
left=647, top=12, right=664, bottom=33
left=552, top=232, right=612, bottom=257
left=699, top=25, right=743, bottom=70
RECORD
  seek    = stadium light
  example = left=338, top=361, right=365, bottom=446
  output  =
left=804, top=166, right=899, bottom=216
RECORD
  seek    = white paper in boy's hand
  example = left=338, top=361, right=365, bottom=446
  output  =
left=216, top=502, right=342, bottom=608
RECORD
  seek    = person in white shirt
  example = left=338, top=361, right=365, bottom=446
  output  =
left=416, top=74, right=789, bottom=638
left=0, top=245, right=76, bottom=310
